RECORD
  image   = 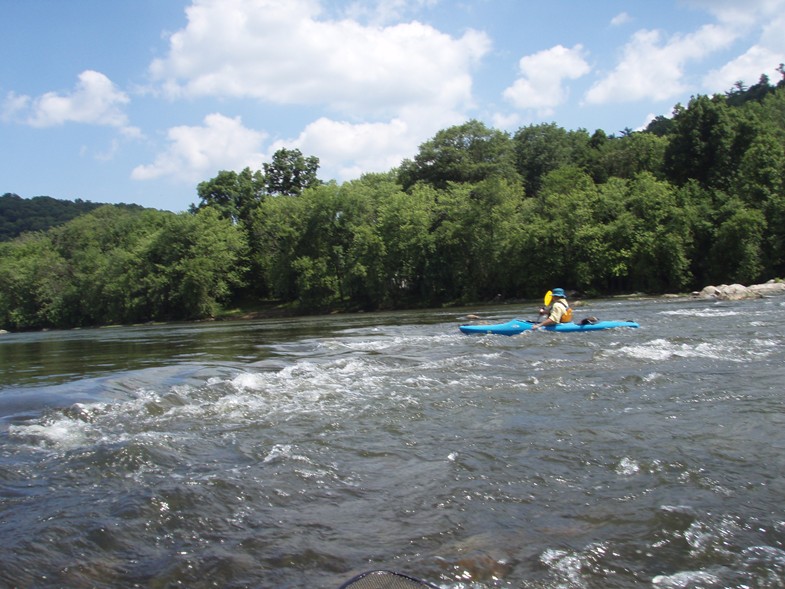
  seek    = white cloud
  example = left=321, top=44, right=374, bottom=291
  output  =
left=1, top=92, right=30, bottom=122
left=149, top=0, right=490, bottom=118
left=344, top=0, right=440, bottom=25
left=610, top=12, right=631, bottom=27
left=274, top=116, right=414, bottom=181
left=3, top=70, right=140, bottom=137
left=133, top=105, right=463, bottom=188
left=131, top=113, right=267, bottom=183
left=584, top=24, right=736, bottom=104
left=705, top=45, right=785, bottom=91
left=263, top=89, right=470, bottom=181
left=502, top=44, right=590, bottom=116
left=136, top=0, right=489, bottom=185
left=636, top=112, right=659, bottom=132
left=490, top=111, right=522, bottom=131
left=702, top=12, right=785, bottom=91
left=684, top=0, right=785, bottom=29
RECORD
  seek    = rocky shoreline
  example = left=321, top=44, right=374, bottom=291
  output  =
left=694, top=279, right=785, bottom=300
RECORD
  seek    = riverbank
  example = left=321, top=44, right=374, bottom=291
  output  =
left=2, top=280, right=783, bottom=335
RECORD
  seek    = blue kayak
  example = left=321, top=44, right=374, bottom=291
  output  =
left=460, top=318, right=639, bottom=335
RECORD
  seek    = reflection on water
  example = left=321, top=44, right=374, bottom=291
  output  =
left=0, top=311, right=455, bottom=389
left=1, top=297, right=785, bottom=588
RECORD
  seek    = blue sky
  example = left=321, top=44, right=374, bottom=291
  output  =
left=2, top=0, right=784, bottom=213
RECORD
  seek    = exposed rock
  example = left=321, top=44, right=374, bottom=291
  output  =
left=697, top=280, right=785, bottom=300
left=748, top=280, right=785, bottom=296
left=698, top=284, right=758, bottom=300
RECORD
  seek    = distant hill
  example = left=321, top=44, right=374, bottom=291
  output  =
left=0, top=193, right=143, bottom=241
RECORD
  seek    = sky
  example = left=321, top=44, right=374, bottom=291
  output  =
left=2, top=0, right=784, bottom=213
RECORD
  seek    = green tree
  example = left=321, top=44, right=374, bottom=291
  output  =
left=759, top=85, right=785, bottom=141
left=644, top=115, right=675, bottom=137
left=664, top=94, right=736, bottom=190
left=0, top=233, right=69, bottom=330
left=375, top=184, right=435, bottom=305
left=593, top=132, right=668, bottom=181
left=263, top=148, right=321, bottom=196
left=670, top=181, right=722, bottom=289
left=1, top=206, right=248, bottom=329
left=398, top=120, right=520, bottom=191
left=764, top=190, right=785, bottom=278
left=425, top=178, right=527, bottom=303
left=734, top=130, right=785, bottom=206
left=0, top=193, right=111, bottom=241
left=48, top=206, right=172, bottom=325
left=252, top=183, right=351, bottom=309
left=327, top=180, right=388, bottom=308
left=534, top=167, right=603, bottom=293
left=493, top=196, right=547, bottom=298
left=192, top=167, right=265, bottom=225
left=708, top=203, right=767, bottom=284
left=513, top=123, right=592, bottom=197
left=137, top=208, right=248, bottom=320
left=624, top=173, right=692, bottom=292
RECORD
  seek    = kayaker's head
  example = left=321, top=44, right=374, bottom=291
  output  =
left=551, top=288, right=566, bottom=298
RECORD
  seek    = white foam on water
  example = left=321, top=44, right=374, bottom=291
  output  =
left=263, top=443, right=311, bottom=465
left=652, top=570, right=721, bottom=587
left=335, top=339, right=392, bottom=352
left=747, top=338, right=781, bottom=356
left=660, top=308, right=742, bottom=317
left=6, top=389, right=194, bottom=453
left=540, top=548, right=588, bottom=588
left=741, top=545, right=785, bottom=570
left=616, top=456, right=640, bottom=476
left=230, top=372, right=268, bottom=390
left=320, top=331, right=457, bottom=354
left=614, top=338, right=775, bottom=362
left=8, top=418, right=92, bottom=450
left=166, top=353, right=429, bottom=429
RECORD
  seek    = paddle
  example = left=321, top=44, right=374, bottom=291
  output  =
left=543, top=290, right=552, bottom=307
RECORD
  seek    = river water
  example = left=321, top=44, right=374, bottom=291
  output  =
left=1, top=296, right=784, bottom=589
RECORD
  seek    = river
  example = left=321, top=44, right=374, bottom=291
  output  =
left=1, top=296, right=784, bottom=588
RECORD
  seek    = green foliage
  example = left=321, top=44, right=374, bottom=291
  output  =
left=398, top=120, right=520, bottom=191
left=136, top=208, right=248, bottom=320
left=664, top=95, right=738, bottom=190
left=592, top=132, right=668, bottom=182
left=513, top=123, right=592, bottom=196
left=375, top=184, right=434, bottom=305
left=708, top=201, right=767, bottom=284
left=263, top=148, right=322, bottom=196
left=0, top=206, right=247, bottom=329
left=0, top=233, right=69, bottom=330
left=645, top=115, right=675, bottom=137
left=5, top=72, right=785, bottom=330
left=0, top=193, right=140, bottom=241
left=192, top=167, right=264, bottom=225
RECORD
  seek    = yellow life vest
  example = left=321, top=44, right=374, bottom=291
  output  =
left=553, top=300, right=573, bottom=323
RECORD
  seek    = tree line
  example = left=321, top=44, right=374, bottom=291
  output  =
left=0, top=193, right=136, bottom=241
left=2, top=70, right=785, bottom=331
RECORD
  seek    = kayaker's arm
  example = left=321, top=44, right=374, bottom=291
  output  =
left=532, top=317, right=556, bottom=330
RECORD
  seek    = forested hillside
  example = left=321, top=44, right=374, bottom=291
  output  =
left=0, top=193, right=142, bottom=241
left=2, top=72, right=784, bottom=331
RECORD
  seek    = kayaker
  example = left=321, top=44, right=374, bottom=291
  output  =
left=532, top=288, right=572, bottom=330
